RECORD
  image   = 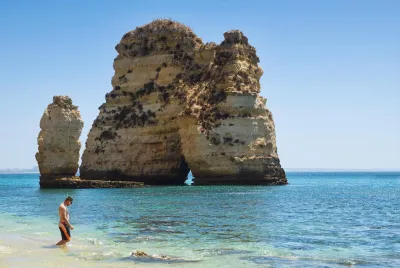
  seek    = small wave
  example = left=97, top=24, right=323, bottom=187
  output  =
left=141, top=227, right=185, bottom=234
left=135, top=219, right=190, bottom=228
left=72, top=249, right=124, bottom=261
left=87, top=238, right=104, bottom=246
left=240, top=254, right=371, bottom=267
left=74, top=252, right=111, bottom=261
left=368, top=225, right=388, bottom=230
left=0, top=245, right=13, bottom=254
left=194, top=247, right=254, bottom=256
left=132, top=235, right=166, bottom=243
left=33, top=232, right=49, bottom=235
left=74, top=234, right=106, bottom=247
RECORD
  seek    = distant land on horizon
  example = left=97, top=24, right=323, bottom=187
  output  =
left=285, top=168, right=400, bottom=172
left=0, top=166, right=39, bottom=174
left=0, top=166, right=399, bottom=174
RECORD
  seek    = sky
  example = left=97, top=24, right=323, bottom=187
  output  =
left=0, top=0, right=399, bottom=170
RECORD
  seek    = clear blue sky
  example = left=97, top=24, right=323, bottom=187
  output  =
left=0, top=0, right=399, bottom=170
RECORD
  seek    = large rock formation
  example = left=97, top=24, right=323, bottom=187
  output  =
left=80, top=19, right=287, bottom=185
left=36, top=96, right=84, bottom=186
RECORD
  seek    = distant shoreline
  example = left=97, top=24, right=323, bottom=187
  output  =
left=285, top=169, right=400, bottom=172
left=0, top=172, right=40, bottom=174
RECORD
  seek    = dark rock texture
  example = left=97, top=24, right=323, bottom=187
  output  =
left=39, top=176, right=144, bottom=188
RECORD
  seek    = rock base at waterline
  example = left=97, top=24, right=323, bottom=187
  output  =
left=39, top=176, right=144, bottom=188
left=79, top=170, right=188, bottom=185
left=192, top=167, right=287, bottom=185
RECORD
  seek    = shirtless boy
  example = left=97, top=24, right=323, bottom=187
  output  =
left=56, top=196, right=74, bottom=246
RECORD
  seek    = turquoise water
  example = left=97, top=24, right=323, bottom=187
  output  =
left=0, top=172, right=399, bottom=267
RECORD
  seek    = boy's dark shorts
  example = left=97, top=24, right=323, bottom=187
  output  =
left=59, top=222, right=71, bottom=241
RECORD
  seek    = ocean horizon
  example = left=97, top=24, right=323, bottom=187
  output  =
left=1, top=169, right=400, bottom=175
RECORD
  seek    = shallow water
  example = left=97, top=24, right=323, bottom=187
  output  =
left=0, top=172, right=399, bottom=267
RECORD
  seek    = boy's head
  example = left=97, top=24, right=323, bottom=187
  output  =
left=65, top=196, right=73, bottom=206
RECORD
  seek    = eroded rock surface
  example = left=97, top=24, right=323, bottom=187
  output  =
left=80, top=19, right=287, bottom=185
left=36, top=96, right=84, bottom=183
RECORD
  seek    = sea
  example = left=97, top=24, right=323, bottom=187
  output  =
left=0, top=172, right=399, bottom=268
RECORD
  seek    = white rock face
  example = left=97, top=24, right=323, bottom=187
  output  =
left=35, top=96, right=83, bottom=177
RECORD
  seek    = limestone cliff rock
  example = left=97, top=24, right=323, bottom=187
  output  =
left=35, top=96, right=84, bottom=184
left=80, top=19, right=287, bottom=185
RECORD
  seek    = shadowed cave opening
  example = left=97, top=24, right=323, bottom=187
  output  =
left=177, top=155, right=192, bottom=185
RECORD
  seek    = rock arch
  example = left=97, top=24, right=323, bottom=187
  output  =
left=79, top=19, right=287, bottom=185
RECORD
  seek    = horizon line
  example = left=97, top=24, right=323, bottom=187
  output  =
left=0, top=168, right=400, bottom=174
left=284, top=168, right=400, bottom=172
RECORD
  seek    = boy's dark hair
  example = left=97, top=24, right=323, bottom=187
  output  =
left=66, top=196, right=73, bottom=203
